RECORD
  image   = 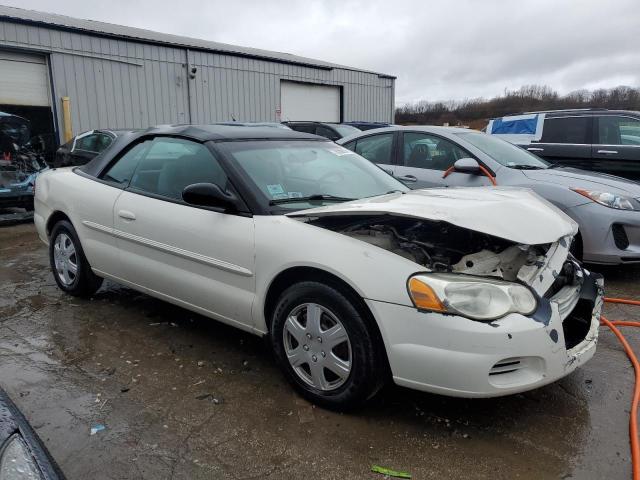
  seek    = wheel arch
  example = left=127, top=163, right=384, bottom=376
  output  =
left=263, top=266, right=391, bottom=375
left=46, top=210, right=72, bottom=237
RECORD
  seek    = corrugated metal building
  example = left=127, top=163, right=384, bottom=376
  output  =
left=0, top=5, right=395, bottom=149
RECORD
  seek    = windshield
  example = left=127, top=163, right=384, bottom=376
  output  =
left=456, top=132, right=549, bottom=169
left=333, top=124, right=361, bottom=137
left=220, top=140, right=408, bottom=210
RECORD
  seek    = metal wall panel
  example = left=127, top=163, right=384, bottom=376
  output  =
left=0, top=19, right=395, bottom=142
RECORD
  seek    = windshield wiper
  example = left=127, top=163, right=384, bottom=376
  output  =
left=509, top=165, right=546, bottom=170
left=269, top=194, right=355, bottom=205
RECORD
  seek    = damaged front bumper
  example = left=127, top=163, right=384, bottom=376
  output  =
left=367, top=268, right=604, bottom=398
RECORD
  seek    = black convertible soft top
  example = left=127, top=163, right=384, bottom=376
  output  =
left=79, top=123, right=324, bottom=178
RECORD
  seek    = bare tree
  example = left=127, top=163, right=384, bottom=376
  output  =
left=395, top=85, right=640, bottom=127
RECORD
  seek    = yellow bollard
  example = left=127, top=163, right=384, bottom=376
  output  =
left=61, top=96, right=73, bottom=142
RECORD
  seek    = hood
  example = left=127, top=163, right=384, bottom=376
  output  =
left=287, top=187, right=577, bottom=245
left=522, top=167, right=640, bottom=194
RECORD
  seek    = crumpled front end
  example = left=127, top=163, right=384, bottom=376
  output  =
left=367, top=261, right=603, bottom=397
left=301, top=204, right=603, bottom=397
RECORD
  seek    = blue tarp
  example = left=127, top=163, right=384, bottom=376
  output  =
left=489, top=115, right=539, bottom=135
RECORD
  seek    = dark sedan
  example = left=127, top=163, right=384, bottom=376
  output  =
left=54, top=129, right=139, bottom=167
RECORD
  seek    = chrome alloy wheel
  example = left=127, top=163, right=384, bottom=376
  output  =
left=282, top=303, right=352, bottom=391
left=53, top=233, right=78, bottom=286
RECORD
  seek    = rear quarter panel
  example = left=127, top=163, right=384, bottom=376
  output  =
left=35, top=168, right=123, bottom=275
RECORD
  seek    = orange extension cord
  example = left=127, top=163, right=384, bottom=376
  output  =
left=602, top=297, right=640, bottom=480
left=441, top=165, right=498, bottom=186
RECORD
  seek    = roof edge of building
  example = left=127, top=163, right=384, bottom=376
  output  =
left=0, top=5, right=397, bottom=79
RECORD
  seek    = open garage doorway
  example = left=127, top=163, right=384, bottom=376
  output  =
left=0, top=50, right=56, bottom=165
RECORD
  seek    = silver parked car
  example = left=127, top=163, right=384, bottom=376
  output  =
left=338, top=126, right=640, bottom=265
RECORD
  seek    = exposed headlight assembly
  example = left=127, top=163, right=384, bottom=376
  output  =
left=0, top=434, right=42, bottom=480
left=408, top=273, right=537, bottom=321
left=572, top=188, right=640, bottom=211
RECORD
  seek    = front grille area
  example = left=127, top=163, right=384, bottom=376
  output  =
left=545, top=260, right=581, bottom=299
left=562, top=299, right=594, bottom=350
left=612, top=223, right=630, bottom=250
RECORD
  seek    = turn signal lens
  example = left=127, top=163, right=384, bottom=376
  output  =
left=408, top=277, right=446, bottom=311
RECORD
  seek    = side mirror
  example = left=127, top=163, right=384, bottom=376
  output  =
left=182, top=183, right=239, bottom=212
left=453, top=157, right=481, bottom=173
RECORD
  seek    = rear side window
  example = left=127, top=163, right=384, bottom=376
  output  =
left=540, top=117, right=590, bottom=144
left=101, top=140, right=152, bottom=186
left=354, top=133, right=394, bottom=164
left=597, top=116, right=640, bottom=145
left=343, top=140, right=356, bottom=151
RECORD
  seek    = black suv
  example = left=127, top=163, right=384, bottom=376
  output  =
left=282, top=121, right=360, bottom=141
left=489, top=109, right=640, bottom=180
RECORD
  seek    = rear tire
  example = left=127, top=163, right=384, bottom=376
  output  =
left=49, top=220, right=103, bottom=297
left=270, top=281, right=385, bottom=410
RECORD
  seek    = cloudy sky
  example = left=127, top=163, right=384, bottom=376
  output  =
left=4, top=0, right=639, bottom=105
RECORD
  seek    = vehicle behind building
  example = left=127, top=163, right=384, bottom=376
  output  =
left=486, top=109, right=640, bottom=181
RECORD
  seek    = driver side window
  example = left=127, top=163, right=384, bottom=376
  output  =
left=402, top=133, right=469, bottom=171
left=129, top=138, right=228, bottom=201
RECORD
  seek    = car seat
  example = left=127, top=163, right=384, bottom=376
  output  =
left=431, top=140, right=457, bottom=170
left=406, top=143, right=430, bottom=167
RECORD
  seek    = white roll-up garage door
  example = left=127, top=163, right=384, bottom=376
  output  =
left=0, top=50, right=51, bottom=107
left=280, top=81, right=340, bottom=122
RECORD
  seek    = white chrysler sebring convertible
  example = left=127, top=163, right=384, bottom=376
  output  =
left=34, top=125, right=604, bottom=409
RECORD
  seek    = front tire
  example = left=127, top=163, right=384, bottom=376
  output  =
left=49, top=220, right=103, bottom=297
left=270, top=281, right=384, bottom=410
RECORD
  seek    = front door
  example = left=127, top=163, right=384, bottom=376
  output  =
left=111, top=136, right=256, bottom=329
left=528, top=116, right=593, bottom=169
left=394, top=132, right=490, bottom=188
left=592, top=115, right=640, bottom=180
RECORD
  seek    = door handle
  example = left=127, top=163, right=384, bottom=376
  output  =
left=118, top=210, right=136, bottom=221
left=397, top=175, right=417, bottom=183
left=527, top=147, right=544, bottom=152
left=597, top=149, right=618, bottom=154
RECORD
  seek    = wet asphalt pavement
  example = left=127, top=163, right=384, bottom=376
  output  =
left=2, top=222, right=640, bottom=479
